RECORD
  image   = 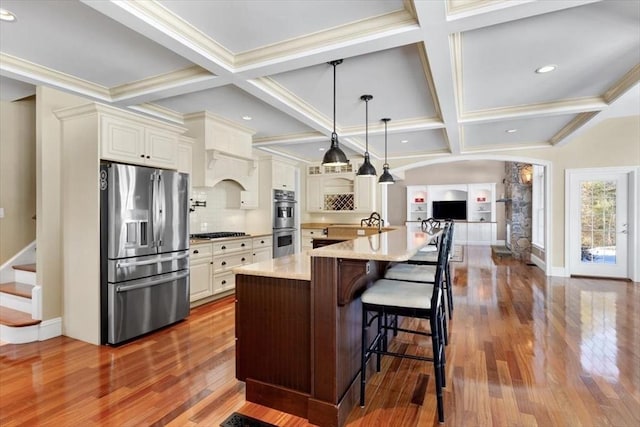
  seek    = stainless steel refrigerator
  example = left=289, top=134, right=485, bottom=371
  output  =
left=100, top=162, right=190, bottom=345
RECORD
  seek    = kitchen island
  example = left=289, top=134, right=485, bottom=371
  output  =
left=233, top=226, right=441, bottom=427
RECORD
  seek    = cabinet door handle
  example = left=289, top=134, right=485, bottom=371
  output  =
left=221, top=261, right=227, bottom=266
left=241, top=257, right=246, bottom=262
left=260, top=240, right=264, bottom=244
left=210, top=261, right=213, bottom=264
left=140, top=154, right=145, bottom=158
left=193, top=249, right=199, bottom=254
left=146, top=155, right=150, bottom=159
left=241, top=243, right=245, bottom=247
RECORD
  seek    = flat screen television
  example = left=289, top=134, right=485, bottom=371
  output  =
left=432, top=200, right=467, bottom=220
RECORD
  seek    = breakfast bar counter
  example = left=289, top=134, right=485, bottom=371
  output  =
left=233, top=226, right=440, bottom=427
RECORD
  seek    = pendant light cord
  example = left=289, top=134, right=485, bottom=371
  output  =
left=365, top=98, right=369, bottom=153
left=332, top=62, right=336, bottom=137
left=384, top=119, right=387, bottom=163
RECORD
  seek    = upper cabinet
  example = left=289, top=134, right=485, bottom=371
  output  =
left=184, top=112, right=256, bottom=188
left=305, top=162, right=376, bottom=213
left=55, top=102, right=186, bottom=170
left=272, top=160, right=296, bottom=190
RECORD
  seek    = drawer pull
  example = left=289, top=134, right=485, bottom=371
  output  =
left=261, top=240, right=264, bottom=244
left=221, top=245, right=226, bottom=250
left=222, top=280, right=226, bottom=285
left=221, top=261, right=227, bottom=266
left=241, top=257, right=246, bottom=262
left=140, top=154, right=145, bottom=158
left=193, top=249, right=199, bottom=254
left=241, top=243, right=246, bottom=247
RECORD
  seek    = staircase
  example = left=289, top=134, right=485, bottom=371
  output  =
left=0, top=263, right=44, bottom=344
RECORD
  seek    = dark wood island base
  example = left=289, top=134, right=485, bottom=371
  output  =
left=235, top=257, right=386, bottom=427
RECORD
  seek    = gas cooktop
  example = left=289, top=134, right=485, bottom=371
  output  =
left=191, top=232, right=247, bottom=239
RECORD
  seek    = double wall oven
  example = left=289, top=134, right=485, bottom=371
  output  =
left=273, top=189, right=296, bottom=258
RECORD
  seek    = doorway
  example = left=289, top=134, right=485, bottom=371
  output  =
left=568, top=168, right=632, bottom=279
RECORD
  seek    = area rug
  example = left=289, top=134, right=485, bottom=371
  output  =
left=450, top=245, right=464, bottom=262
left=220, top=412, right=277, bottom=427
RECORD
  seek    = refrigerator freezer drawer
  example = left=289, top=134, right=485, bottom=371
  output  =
left=108, top=250, right=189, bottom=283
left=107, top=271, right=189, bottom=345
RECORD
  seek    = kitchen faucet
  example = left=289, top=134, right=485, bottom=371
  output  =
left=361, top=212, right=383, bottom=233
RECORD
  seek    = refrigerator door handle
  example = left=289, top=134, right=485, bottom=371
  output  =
left=116, top=252, right=189, bottom=268
left=151, top=172, right=160, bottom=248
left=115, top=270, right=189, bottom=293
left=158, top=174, right=165, bottom=247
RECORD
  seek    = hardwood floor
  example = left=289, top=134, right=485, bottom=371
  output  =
left=1, top=246, right=639, bottom=426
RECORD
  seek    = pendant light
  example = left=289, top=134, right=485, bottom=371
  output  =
left=356, top=94, right=376, bottom=176
left=378, top=118, right=394, bottom=184
left=322, top=60, right=348, bottom=166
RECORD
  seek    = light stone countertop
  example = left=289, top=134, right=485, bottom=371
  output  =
left=233, top=225, right=441, bottom=280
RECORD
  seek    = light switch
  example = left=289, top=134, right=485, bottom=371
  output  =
left=0, top=207, right=4, bottom=218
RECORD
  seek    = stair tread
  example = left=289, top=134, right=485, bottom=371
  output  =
left=0, top=282, right=34, bottom=299
left=12, top=264, right=36, bottom=273
left=0, top=306, right=40, bottom=327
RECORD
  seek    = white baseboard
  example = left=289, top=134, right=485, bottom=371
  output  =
left=530, top=253, right=547, bottom=274
left=495, top=240, right=505, bottom=245
left=39, top=317, right=62, bottom=341
left=551, top=266, right=569, bottom=277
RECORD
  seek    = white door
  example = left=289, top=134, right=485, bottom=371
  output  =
left=569, top=171, right=629, bottom=278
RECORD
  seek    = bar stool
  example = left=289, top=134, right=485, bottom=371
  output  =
left=404, top=221, right=455, bottom=320
left=359, top=226, right=448, bottom=423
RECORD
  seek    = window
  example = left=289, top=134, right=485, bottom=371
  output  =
left=531, top=164, right=545, bottom=249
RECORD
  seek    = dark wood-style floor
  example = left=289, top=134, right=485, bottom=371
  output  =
left=1, top=247, right=639, bottom=426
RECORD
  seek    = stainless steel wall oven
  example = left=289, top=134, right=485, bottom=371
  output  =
left=273, top=189, right=296, bottom=258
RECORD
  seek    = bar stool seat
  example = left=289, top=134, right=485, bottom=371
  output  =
left=410, top=249, right=439, bottom=262
left=361, top=279, right=434, bottom=308
left=385, top=263, right=437, bottom=282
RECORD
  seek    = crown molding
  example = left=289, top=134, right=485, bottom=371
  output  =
left=128, top=103, right=185, bottom=125
left=446, top=0, right=524, bottom=19
left=460, top=97, right=606, bottom=123
left=110, top=65, right=215, bottom=101
left=114, top=0, right=234, bottom=70
left=417, top=42, right=443, bottom=119
left=0, top=52, right=110, bottom=101
left=603, top=64, right=640, bottom=104
left=183, top=110, right=256, bottom=135
left=461, top=141, right=551, bottom=154
left=255, top=146, right=312, bottom=164
left=234, top=9, right=417, bottom=68
left=387, top=148, right=451, bottom=161
left=341, top=116, right=445, bottom=137
left=253, top=132, right=325, bottom=146
left=250, top=76, right=333, bottom=132
left=549, top=111, right=599, bottom=145
left=451, top=32, right=465, bottom=118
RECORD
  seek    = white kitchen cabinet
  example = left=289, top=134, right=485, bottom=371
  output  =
left=212, top=237, right=252, bottom=294
left=177, top=136, right=194, bottom=175
left=240, top=190, right=258, bottom=209
left=301, top=227, right=325, bottom=251
left=189, top=243, right=213, bottom=302
left=252, top=236, right=272, bottom=261
left=467, top=222, right=496, bottom=245
left=354, top=175, right=377, bottom=213
left=306, top=175, right=324, bottom=212
left=100, top=113, right=180, bottom=169
left=273, top=160, right=296, bottom=190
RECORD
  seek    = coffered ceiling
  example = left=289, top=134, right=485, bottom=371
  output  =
left=1, top=0, right=638, bottom=164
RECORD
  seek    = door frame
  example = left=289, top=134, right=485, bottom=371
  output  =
left=565, top=166, right=639, bottom=282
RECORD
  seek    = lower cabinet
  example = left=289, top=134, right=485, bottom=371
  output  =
left=301, top=228, right=325, bottom=251
left=189, top=243, right=214, bottom=302
left=189, top=235, right=273, bottom=304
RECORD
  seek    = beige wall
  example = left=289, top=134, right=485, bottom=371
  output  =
left=36, top=86, right=88, bottom=320
left=389, top=115, right=640, bottom=272
left=0, top=99, right=36, bottom=264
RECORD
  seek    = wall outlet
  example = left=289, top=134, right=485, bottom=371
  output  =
left=357, top=229, right=365, bottom=236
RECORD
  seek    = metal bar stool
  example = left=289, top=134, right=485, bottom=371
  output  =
left=360, top=226, right=448, bottom=423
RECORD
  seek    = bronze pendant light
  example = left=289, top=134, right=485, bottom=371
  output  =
left=322, top=59, right=348, bottom=166
left=356, top=94, right=376, bottom=176
left=378, top=118, right=394, bottom=184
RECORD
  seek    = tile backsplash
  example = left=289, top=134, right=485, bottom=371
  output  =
left=190, top=181, right=247, bottom=233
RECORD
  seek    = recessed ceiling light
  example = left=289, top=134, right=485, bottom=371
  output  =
left=0, top=8, right=17, bottom=22
left=506, top=129, right=517, bottom=133
left=535, top=64, right=557, bottom=74
left=319, top=147, right=325, bottom=151
left=242, top=115, right=252, bottom=121
left=401, top=140, right=408, bottom=144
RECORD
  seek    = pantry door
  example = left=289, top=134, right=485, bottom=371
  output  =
left=568, top=169, right=629, bottom=278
